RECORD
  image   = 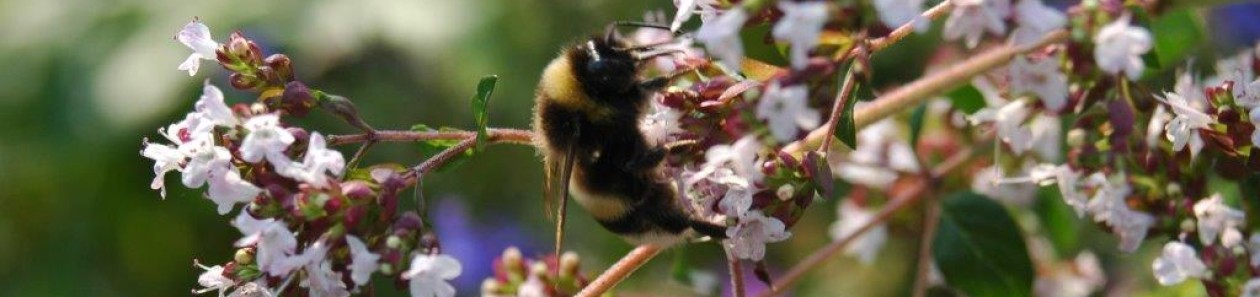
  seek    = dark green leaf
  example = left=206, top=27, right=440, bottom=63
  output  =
left=947, top=85, right=985, bottom=115
left=908, top=102, right=928, bottom=150
left=1033, top=186, right=1081, bottom=257
left=933, top=192, right=1034, bottom=297
left=804, top=151, right=833, bottom=198
left=1151, top=9, right=1204, bottom=69
left=835, top=83, right=860, bottom=149
left=471, top=75, right=498, bottom=151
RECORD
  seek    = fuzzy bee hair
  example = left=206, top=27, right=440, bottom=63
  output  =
left=532, top=27, right=726, bottom=249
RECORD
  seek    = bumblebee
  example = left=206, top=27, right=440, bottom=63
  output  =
left=533, top=24, right=727, bottom=249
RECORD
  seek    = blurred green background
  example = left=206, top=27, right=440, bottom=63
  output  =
left=0, top=0, right=1256, bottom=296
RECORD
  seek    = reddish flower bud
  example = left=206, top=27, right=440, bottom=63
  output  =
left=281, top=81, right=315, bottom=117
left=228, top=73, right=260, bottom=91
left=265, top=54, right=294, bottom=82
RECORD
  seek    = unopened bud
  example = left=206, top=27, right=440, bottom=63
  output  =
left=379, top=263, right=393, bottom=275
left=529, top=262, right=549, bottom=278
left=229, top=72, right=261, bottom=90
left=481, top=279, right=502, bottom=295
left=386, top=235, right=403, bottom=249
left=502, top=247, right=523, bottom=270
left=559, top=251, right=580, bottom=278
left=282, top=81, right=315, bottom=117
left=341, top=181, right=375, bottom=201
left=1066, top=128, right=1086, bottom=148
left=235, top=248, right=255, bottom=265
left=776, top=184, right=796, bottom=201
left=265, top=54, right=294, bottom=82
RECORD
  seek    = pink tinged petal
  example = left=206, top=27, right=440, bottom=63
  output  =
left=206, top=167, right=261, bottom=215
left=346, top=235, right=380, bottom=286
left=773, top=1, right=830, bottom=69
left=179, top=54, right=203, bottom=76
left=1152, top=241, right=1207, bottom=285
left=196, top=83, right=238, bottom=127
left=177, top=20, right=219, bottom=58
left=696, top=9, right=749, bottom=70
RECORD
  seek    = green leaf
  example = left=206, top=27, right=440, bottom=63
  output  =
left=804, top=151, right=833, bottom=198
left=835, top=83, right=860, bottom=149
left=933, top=192, right=1034, bottom=297
left=1150, top=9, right=1204, bottom=69
left=946, top=85, right=985, bottom=115
left=411, top=124, right=475, bottom=172
left=908, top=102, right=928, bottom=150
left=1033, top=186, right=1081, bottom=256
left=471, top=75, right=498, bottom=151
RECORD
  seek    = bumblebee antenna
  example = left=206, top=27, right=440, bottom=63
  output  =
left=612, top=21, right=672, bottom=31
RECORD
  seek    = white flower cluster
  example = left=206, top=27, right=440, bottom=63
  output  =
left=155, top=20, right=462, bottom=297
left=684, top=136, right=791, bottom=261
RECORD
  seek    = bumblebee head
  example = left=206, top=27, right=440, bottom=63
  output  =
left=571, top=34, right=638, bottom=96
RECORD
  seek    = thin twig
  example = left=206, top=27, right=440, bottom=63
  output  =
left=783, top=29, right=1070, bottom=155
left=911, top=200, right=942, bottom=297
left=406, top=137, right=478, bottom=181
left=866, top=1, right=954, bottom=53
left=576, top=245, right=663, bottom=297
left=756, top=147, right=977, bottom=297
left=726, top=245, right=747, bottom=297
left=818, top=65, right=859, bottom=154
left=346, top=140, right=377, bottom=168
left=326, top=128, right=535, bottom=146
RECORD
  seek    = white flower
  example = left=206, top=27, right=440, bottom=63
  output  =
left=693, top=135, right=764, bottom=184
left=206, top=166, right=262, bottom=215
left=239, top=114, right=295, bottom=165
left=1085, top=172, right=1153, bottom=252
left=403, top=254, right=463, bottom=297
left=1251, top=107, right=1260, bottom=146
left=757, top=83, right=821, bottom=142
left=971, top=99, right=1035, bottom=155
left=671, top=0, right=699, bottom=32
left=696, top=9, right=749, bottom=70
left=1146, top=104, right=1171, bottom=148
left=1193, top=194, right=1246, bottom=247
left=640, top=99, right=684, bottom=145
left=773, top=1, right=829, bottom=69
left=194, top=260, right=236, bottom=297
left=1249, top=233, right=1260, bottom=268
left=828, top=200, right=887, bottom=264
left=1093, top=13, right=1152, bottom=80
left=726, top=210, right=791, bottom=260
left=182, top=140, right=231, bottom=189
left=227, top=280, right=274, bottom=297
left=1159, top=92, right=1214, bottom=153
left=196, top=83, right=239, bottom=127
left=974, top=165, right=1036, bottom=206
left=712, top=168, right=754, bottom=218
left=141, top=140, right=186, bottom=199
left=1014, top=0, right=1065, bottom=35
left=1243, top=278, right=1260, bottom=297
left=1151, top=241, right=1207, bottom=286
left=277, top=133, right=345, bottom=188
left=874, top=0, right=928, bottom=33
left=177, top=19, right=221, bottom=76
left=233, top=212, right=300, bottom=276
left=1008, top=55, right=1068, bottom=111
left=345, top=235, right=380, bottom=287
left=943, top=0, right=1010, bottom=49
left=1210, top=50, right=1255, bottom=103
left=298, top=242, right=350, bottom=297
left=999, top=163, right=1088, bottom=215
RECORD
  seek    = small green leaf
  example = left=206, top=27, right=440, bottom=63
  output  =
left=1151, top=9, right=1204, bottom=69
left=471, top=75, right=498, bottom=151
left=933, top=192, right=1034, bottom=297
left=412, top=124, right=475, bottom=172
left=804, top=151, right=834, bottom=198
left=908, top=102, right=928, bottom=150
left=835, top=83, right=860, bottom=149
left=947, top=85, right=985, bottom=115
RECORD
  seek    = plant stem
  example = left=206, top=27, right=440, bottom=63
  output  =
left=576, top=245, right=663, bottom=297
left=755, top=147, right=977, bottom=297
left=866, top=1, right=953, bottom=53
left=727, top=245, right=747, bottom=297
left=911, top=200, right=942, bottom=297
left=783, top=29, right=1070, bottom=155
left=326, top=128, right=534, bottom=146
left=819, top=66, right=859, bottom=154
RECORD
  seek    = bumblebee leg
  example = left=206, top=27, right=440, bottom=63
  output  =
left=638, top=77, right=670, bottom=92
left=624, top=146, right=666, bottom=171
left=689, top=219, right=728, bottom=239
